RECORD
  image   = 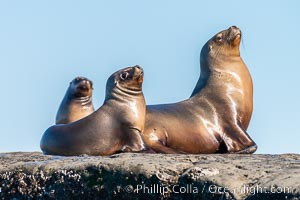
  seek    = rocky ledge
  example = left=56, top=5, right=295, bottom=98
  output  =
left=0, top=152, right=299, bottom=200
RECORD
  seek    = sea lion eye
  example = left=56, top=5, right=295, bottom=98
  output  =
left=216, top=34, right=223, bottom=42
left=120, top=72, right=129, bottom=80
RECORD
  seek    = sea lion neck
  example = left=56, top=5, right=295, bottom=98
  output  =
left=66, top=91, right=93, bottom=106
left=71, top=96, right=93, bottom=106
left=190, top=55, right=244, bottom=99
left=104, top=83, right=143, bottom=103
left=190, top=40, right=242, bottom=98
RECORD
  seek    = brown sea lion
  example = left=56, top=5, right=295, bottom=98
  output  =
left=142, top=26, right=257, bottom=154
left=56, top=76, right=94, bottom=124
left=40, top=66, right=146, bottom=156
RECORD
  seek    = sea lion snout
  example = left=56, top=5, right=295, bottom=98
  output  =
left=133, top=65, right=144, bottom=83
left=133, top=65, right=143, bottom=75
left=74, top=76, right=87, bottom=82
left=77, top=80, right=92, bottom=90
left=134, top=65, right=142, bottom=70
left=226, top=26, right=241, bottom=46
left=230, top=25, right=238, bottom=30
left=74, top=76, right=93, bottom=84
left=228, top=26, right=241, bottom=38
left=229, top=26, right=240, bottom=33
left=74, top=77, right=93, bottom=91
left=70, top=77, right=94, bottom=98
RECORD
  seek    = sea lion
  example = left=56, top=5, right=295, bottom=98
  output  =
left=142, top=26, right=257, bottom=154
left=40, top=66, right=146, bottom=156
left=56, top=76, right=94, bottom=124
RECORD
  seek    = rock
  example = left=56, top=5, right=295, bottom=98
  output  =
left=0, top=152, right=299, bottom=200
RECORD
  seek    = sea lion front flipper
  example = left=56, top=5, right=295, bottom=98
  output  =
left=222, top=124, right=257, bottom=154
left=236, top=144, right=258, bottom=154
left=120, top=128, right=146, bottom=153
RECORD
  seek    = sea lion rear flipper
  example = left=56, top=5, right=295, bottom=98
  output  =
left=150, top=143, right=182, bottom=154
left=142, top=128, right=181, bottom=154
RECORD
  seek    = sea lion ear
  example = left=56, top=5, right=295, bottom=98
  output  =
left=209, top=45, right=213, bottom=51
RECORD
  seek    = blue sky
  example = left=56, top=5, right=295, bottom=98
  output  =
left=0, top=1, right=299, bottom=154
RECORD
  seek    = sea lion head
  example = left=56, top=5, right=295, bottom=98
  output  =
left=69, top=76, right=93, bottom=98
left=200, top=26, right=242, bottom=71
left=105, top=65, right=144, bottom=99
